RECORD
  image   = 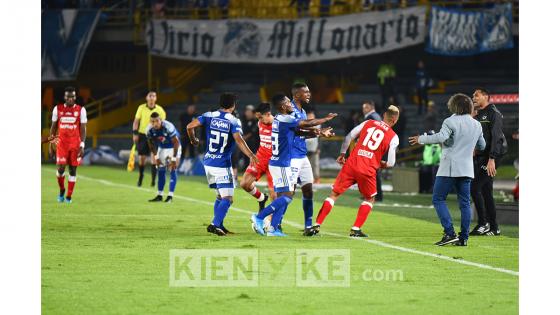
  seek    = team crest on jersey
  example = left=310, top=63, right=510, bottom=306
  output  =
left=211, top=118, right=230, bottom=132
left=74, top=111, right=79, bottom=117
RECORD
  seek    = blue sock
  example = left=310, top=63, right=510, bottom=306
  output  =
left=213, top=198, right=220, bottom=226
left=212, top=198, right=231, bottom=227
left=169, top=170, right=177, bottom=194
left=302, top=198, right=314, bottom=228
left=271, top=203, right=289, bottom=229
left=157, top=167, right=166, bottom=193
left=257, top=196, right=292, bottom=220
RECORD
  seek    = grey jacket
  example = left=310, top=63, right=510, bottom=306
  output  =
left=419, top=114, right=486, bottom=178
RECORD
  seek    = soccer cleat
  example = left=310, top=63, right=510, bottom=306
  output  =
left=266, top=229, right=287, bottom=237
left=485, top=228, right=501, bottom=236
left=220, top=226, right=234, bottom=235
left=57, top=189, right=65, bottom=203
left=137, top=175, right=143, bottom=187
left=149, top=195, right=163, bottom=202
left=349, top=229, right=368, bottom=238
left=303, top=226, right=318, bottom=236
left=164, top=196, right=173, bottom=203
left=207, top=224, right=226, bottom=236
left=434, top=233, right=459, bottom=246
left=310, top=224, right=321, bottom=235
left=469, top=223, right=490, bottom=236
left=251, top=213, right=265, bottom=235
left=258, top=194, right=269, bottom=211
left=453, top=238, right=468, bottom=246
left=64, top=197, right=72, bottom=204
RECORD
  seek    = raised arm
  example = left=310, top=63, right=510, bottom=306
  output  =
left=297, top=113, right=337, bottom=128
left=418, top=119, right=453, bottom=145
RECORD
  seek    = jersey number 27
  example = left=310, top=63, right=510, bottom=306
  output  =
left=209, top=130, right=228, bottom=153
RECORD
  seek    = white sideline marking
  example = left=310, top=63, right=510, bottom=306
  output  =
left=56, top=173, right=518, bottom=277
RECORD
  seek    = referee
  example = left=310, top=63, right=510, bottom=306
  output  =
left=470, top=88, right=508, bottom=236
left=132, top=91, right=166, bottom=187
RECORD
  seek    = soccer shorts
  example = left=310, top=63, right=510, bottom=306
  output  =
left=291, top=156, right=314, bottom=186
left=332, top=165, right=377, bottom=199
left=245, top=155, right=274, bottom=192
left=136, top=133, right=151, bottom=156
left=204, top=165, right=236, bottom=196
left=56, top=141, right=81, bottom=167
left=157, top=147, right=182, bottom=166
left=269, top=165, right=296, bottom=193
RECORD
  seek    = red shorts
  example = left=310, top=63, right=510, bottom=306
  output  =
left=332, top=164, right=377, bottom=198
left=56, top=141, right=81, bottom=166
left=245, top=155, right=273, bottom=192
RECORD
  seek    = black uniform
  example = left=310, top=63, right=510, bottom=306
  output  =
left=471, top=104, right=508, bottom=230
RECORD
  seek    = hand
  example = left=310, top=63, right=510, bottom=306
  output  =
left=408, top=135, right=420, bottom=145
left=156, top=158, right=161, bottom=166
left=380, top=161, right=388, bottom=169
left=78, top=147, right=84, bottom=158
left=170, top=160, right=177, bottom=170
left=319, top=127, right=335, bottom=138
left=151, top=154, right=157, bottom=165
left=190, top=137, right=200, bottom=146
left=336, top=154, right=346, bottom=165
left=48, top=135, right=59, bottom=145
left=486, top=159, right=496, bottom=177
left=250, top=154, right=259, bottom=166
left=325, top=113, right=338, bottom=121
left=133, top=134, right=139, bottom=143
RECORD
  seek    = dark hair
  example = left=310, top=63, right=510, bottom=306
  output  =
left=271, top=93, right=288, bottom=110
left=150, top=112, right=160, bottom=119
left=291, top=82, right=308, bottom=95
left=363, top=100, right=375, bottom=107
left=256, top=102, right=271, bottom=114
left=146, top=90, right=157, bottom=95
left=447, top=93, right=474, bottom=115
left=474, top=88, right=490, bottom=97
left=219, top=93, right=238, bottom=109
left=64, top=86, right=76, bottom=93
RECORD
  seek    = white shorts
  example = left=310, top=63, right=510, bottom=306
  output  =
left=157, top=147, right=182, bottom=166
left=204, top=165, right=235, bottom=197
left=269, top=165, right=296, bottom=193
left=290, top=157, right=314, bottom=186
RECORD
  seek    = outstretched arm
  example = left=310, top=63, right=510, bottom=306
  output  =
left=233, top=133, right=259, bottom=166
left=297, top=113, right=337, bottom=128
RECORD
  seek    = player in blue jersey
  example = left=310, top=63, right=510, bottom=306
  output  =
left=289, top=83, right=322, bottom=235
left=146, top=112, right=182, bottom=203
left=186, top=93, right=259, bottom=236
left=251, top=93, right=337, bottom=236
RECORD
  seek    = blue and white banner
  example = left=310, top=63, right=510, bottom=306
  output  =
left=146, top=6, right=426, bottom=64
left=42, top=10, right=101, bottom=81
left=426, top=4, right=514, bottom=56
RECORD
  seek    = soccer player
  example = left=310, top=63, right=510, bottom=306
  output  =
left=132, top=91, right=166, bottom=187
left=240, top=102, right=275, bottom=209
left=251, top=94, right=337, bottom=236
left=290, top=83, right=319, bottom=235
left=312, top=105, right=401, bottom=237
left=49, top=86, right=87, bottom=203
left=187, top=93, right=258, bottom=236
left=146, top=112, right=181, bottom=203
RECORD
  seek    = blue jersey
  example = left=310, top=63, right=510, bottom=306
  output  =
left=145, top=120, right=179, bottom=149
left=290, top=100, right=308, bottom=158
left=270, top=114, right=301, bottom=167
left=198, top=110, right=242, bottom=168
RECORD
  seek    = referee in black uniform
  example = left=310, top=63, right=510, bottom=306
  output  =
left=470, top=88, right=508, bottom=236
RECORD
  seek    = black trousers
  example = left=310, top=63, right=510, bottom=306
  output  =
left=471, top=156, right=500, bottom=229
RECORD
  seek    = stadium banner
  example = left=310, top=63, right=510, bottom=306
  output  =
left=426, top=4, right=514, bottom=56
left=146, top=6, right=426, bottom=63
left=42, top=9, right=101, bottom=81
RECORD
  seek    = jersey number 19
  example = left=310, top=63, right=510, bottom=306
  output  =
left=362, top=127, right=385, bottom=151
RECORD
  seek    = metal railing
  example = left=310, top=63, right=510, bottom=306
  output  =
left=85, top=81, right=149, bottom=119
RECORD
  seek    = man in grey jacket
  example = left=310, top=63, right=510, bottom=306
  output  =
left=409, top=93, right=486, bottom=246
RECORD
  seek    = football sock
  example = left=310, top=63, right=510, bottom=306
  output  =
left=270, top=203, right=288, bottom=229
left=352, top=201, right=373, bottom=229
left=151, top=165, right=157, bottom=184
left=157, top=167, right=166, bottom=195
left=316, top=198, right=335, bottom=225
left=257, top=196, right=292, bottom=220
left=249, top=187, right=265, bottom=202
left=169, top=169, right=177, bottom=195
left=302, top=198, right=314, bottom=228
left=212, top=198, right=231, bottom=227
left=213, top=198, right=221, bottom=222
left=56, top=172, right=65, bottom=194
left=67, top=176, right=76, bottom=198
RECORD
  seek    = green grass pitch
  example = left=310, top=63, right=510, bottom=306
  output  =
left=42, top=165, right=518, bottom=314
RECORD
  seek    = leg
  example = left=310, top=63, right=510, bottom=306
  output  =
left=138, top=154, right=146, bottom=186
left=56, top=164, right=66, bottom=201
left=150, top=155, right=158, bottom=186
left=470, top=167, right=487, bottom=226
left=316, top=165, right=355, bottom=226
left=298, top=157, right=315, bottom=228
left=157, top=164, right=166, bottom=197
left=375, top=171, right=383, bottom=202
left=351, top=197, right=375, bottom=233
left=455, top=177, right=472, bottom=240
left=315, top=190, right=342, bottom=225
left=481, top=175, right=498, bottom=230
left=66, top=165, right=78, bottom=201
left=240, top=168, right=266, bottom=204
left=432, top=176, right=455, bottom=236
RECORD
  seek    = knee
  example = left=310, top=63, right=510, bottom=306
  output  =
left=302, top=184, right=313, bottom=199
left=223, top=196, right=233, bottom=204
left=432, top=194, right=445, bottom=205
left=240, top=178, right=251, bottom=191
left=68, top=166, right=77, bottom=177
left=57, top=166, right=65, bottom=175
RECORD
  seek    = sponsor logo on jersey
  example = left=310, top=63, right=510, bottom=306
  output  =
left=60, top=116, right=77, bottom=124
left=210, top=118, right=231, bottom=132
left=357, top=149, right=373, bottom=159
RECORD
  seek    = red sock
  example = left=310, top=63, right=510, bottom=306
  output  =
left=316, top=198, right=335, bottom=225
left=67, top=176, right=76, bottom=198
left=249, top=187, right=264, bottom=201
left=57, top=173, right=65, bottom=192
left=352, top=201, right=373, bottom=229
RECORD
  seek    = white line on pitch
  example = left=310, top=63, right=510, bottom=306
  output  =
left=50, top=172, right=519, bottom=277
